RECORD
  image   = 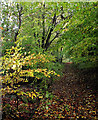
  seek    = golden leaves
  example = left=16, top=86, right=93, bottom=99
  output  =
left=27, top=90, right=43, bottom=99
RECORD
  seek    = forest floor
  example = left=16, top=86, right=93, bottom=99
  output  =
left=51, top=63, right=97, bottom=100
left=50, top=63, right=97, bottom=119
left=1, top=62, right=97, bottom=120
left=33, top=63, right=97, bottom=119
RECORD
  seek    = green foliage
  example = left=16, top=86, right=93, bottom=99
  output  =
left=61, top=2, right=97, bottom=68
left=1, top=2, right=20, bottom=42
left=1, top=2, right=97, bottom=119
left=2, top=41, right=15, bottom=56
left=17, top=2, right=74, bottom=51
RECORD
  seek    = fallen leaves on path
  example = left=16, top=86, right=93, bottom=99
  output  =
left=32, top=64, right=97, bottom=119
left=2, top=63, right=97, bottom=119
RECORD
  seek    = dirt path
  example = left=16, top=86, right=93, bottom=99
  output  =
left=51, top=63, right=97, bottom=97
left=1, top=62, right=97, bottom=119
left=48, top=63, right=97, bottom=119
left=51, top=63, right=80, bottom=98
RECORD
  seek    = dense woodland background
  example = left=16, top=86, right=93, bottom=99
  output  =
left=0, top=2, right=97, bottom=119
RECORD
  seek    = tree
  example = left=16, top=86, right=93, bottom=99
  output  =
left=17, top=2, right=73, bottom=52
left=1, top=2, right=23, bottom=42
left=61, top=2, right=97, bottom=68
left=1, top=2, right=23, bottom=55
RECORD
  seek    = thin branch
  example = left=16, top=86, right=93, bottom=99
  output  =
left=49, top=32, right=59, bottom=45
left=61, top=13, right=73, bottom=20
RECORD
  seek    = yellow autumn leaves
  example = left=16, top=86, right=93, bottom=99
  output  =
left=2, top=45, right=60, bottom=100
left=1, top=86, right=43, bottom=100
left=25, top=90, right=43, bottom=99
left=20, top=69, right=60, bottom=79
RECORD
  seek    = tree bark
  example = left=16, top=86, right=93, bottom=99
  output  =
left=45, top=13, right=56, bottom=50
left=42, top=3, right=45, bottom=48
left=14, top=3, right=23, bottom=42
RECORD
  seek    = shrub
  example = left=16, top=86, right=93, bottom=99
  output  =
left=1, top=43, right=60, bottom=119
left=1, top=41, right=15, bottom=56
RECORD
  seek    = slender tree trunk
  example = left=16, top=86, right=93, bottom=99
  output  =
left=42, top=3, right=45, bottom=48
left=14, top=4, right=23, bottom=42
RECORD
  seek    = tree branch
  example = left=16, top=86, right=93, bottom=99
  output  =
left=61, top=14, right=72, bottom=20
left=45, top=13, right=56, bottom=50
left=42, top=3, right=45, bottom=48
left=49, top=32, right=59, bottom=45
left=14, top=3, right=23, bottom=42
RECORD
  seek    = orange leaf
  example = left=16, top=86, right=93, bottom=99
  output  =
left=0, top=27, right=3, bottom=30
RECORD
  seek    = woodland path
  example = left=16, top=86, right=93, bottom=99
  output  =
left=51, top=63, right=97, bottom=98
left=48, top=63, right=97, bottom=119
left=1, top=60, right=97, bottom=119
